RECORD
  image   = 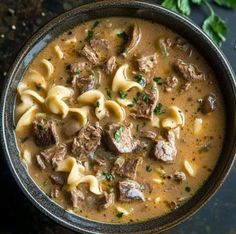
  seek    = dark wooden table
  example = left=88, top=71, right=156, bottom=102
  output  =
left=0, top=1, right=235, bottom=233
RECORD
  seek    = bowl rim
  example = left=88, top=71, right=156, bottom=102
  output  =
left=1, top=0, right=236, bottom=233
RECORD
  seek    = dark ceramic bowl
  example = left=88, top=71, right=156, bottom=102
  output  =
left=1, top=1, right=236, bottom=233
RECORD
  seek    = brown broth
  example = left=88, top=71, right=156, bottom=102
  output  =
left=15, top=17, right=225, bottom=223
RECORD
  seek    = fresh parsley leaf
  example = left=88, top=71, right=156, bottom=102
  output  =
left=65, top=63, right=71, bottom=71
left=154, top=103, right=165, bottom=115
left=118, top=91, right=127, bottom=99
left=96, top=101, right=100, bottom=107
left=117, top=31, right=129, bottom=42
left=178, top=0, right=191, bottom=15
left=102, top=172, right=115, bottom=181
left=185, top=186, right=191, bottom=192
left=214, top=0, right=236, bottom=8
left=161, top=0, right=179, bottom=12
left=142, top=94, right=149, bottom=103
left=116, top=212, right=124, bottom=218
left=85, top=30, right=94, bottom=41
left=91, top=20, right=99, bottom=29
left=114, top=127, right=123, bottom=143
left=153, top=77, right=163, bottom=85
left=146, top=165, right=152, bottom=172
left=43, top=179, right=49, bottom=186
left=191, top=0, right=204, bottom=4
left=106, top=89, right=112, bottom=99
left=135, top=74, right=146, bottom=87
left=127, top=103, right=134, bottom=108
left=199, top=143, right=212, bottom=153
left=202, top=8, right=227, bottom=47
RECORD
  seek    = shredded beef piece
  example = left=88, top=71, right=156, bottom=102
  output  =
left=164, top=75, right=179, bottom=92
left=72, top=122, right=102, bottom=158
left=174, top=59, right=205, bottom=82
left=104, top=123, right=138, bottom=154
left=33, top=118, right=59, bottom=147
left=179, top=82, right=191, bottom=94
left=70, top=188, right=85, bottom=208
left=173, top=171, right=186, bottom=183
left=97, top=192, right=115, bottom=210
left=36, top=144, right=67, bottom=169
left=151, top=131, right=177, bottom=163
left=93, top=155, right=106, bottom=166
left=201, top=93, right=217, bottom=114
left=140, top=130, right=157, bottom=140
left=174, top=38, right=192, bottom=56
left=118, top=179, right=145, bottom=202
left=137, top=53, right=158, bottom=73
left=36, top=155, right=46, bottom=170
left=142, top=182, right=153, bottom=194
left=104, top=56, right=116, bottom=75
left=81, top=39, right=110, bottom=65
left=72, top=74, right=95, bottom=94
left=135, top=82, right=159, bottom=120
left=50, top=174, right=65, bottom=186
left=112, top=157, right=143, bottom=179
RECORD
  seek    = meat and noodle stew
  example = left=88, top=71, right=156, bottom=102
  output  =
left=15, top=18, right=225, bottom=223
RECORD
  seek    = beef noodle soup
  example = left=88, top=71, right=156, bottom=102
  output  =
left=15, top=17, right=225, bottom=223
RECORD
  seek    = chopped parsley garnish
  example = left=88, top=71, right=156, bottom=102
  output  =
left=118, top=91, right=127, bottom=99
left=106, top=89, right=112, bottom=99
left=185, top=186, right=191, bottom=193
left=85, top=30, right=94, bottom=41
left=96, top=101, right=100, bottom=107
left=116, top=212, right=124, bottom=218
left=102, top=172, right=115, bottom=181
left=154, top=103, right=165, bottom=115
left=65, top=63, right=71, bottom=71
left=127, top=103, right=134, bottom=108
left=146, top=165, right=152, bottom=172
left=114, top=127, right=123, bottom=143
left=142, top=94, right=149, bottom=103
left=75, top=68, right=80, bottom=75
left=153, top=76, right=163, bottom=85
left=120, top=47, right=128, bottom=54
left=117, top=31, right=129, bottom=42
left=43, top=179, right=49, bottom=186
left=91, top=20, right=99, bottom=30
left=135, top=74, right=146, bottom=87
left=199, top=143, right=212, bottom=153
left=21, top=136, right=30, bottom=143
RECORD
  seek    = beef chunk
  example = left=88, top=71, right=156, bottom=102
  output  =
left=174, top=59, right=205, bottom=82
left=151, top=131, right=177, bottom=163
left=72, top=122, right=102, bottom=158
left=104, top=123, right=138, bottom=154
left=118, top=179, right=145, bottom=202
left=50, top=174, right=65, bottom=186
left=36, top=143, right=67, bottom=169
left=70, top=188, right=85, bottom=208
left=173, top=171, right=186, bottom=183
left=33, top=118, right=58, bottom=147
left=81, top=39, right=110, bottom=65
left=72, top=74, right=95, bottom=94
left=135, top=82, right=159, bottom=120
left=104, top=56, right=116, bottom=75
left=36, top=155, right=46, bottom=170
left=112, top=157, right=143, bottom=179
left=164, top=75, right=179, bottom=92
left=174, top=38, right=192, bottom=56
left=201, top=93, right=217, bottom=114
left=70, top=62, right=90, bottom=74
left=97, top=192, right=115, bottom=210
left=140, top=130, right=157, bottom=140
left=179, top=81, right=191, bottom=94
left=137, top=53, right=158, bottom=73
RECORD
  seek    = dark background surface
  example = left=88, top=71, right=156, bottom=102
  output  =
left=0, top=0, right=236, bottom=233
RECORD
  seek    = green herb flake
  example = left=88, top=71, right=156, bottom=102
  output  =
left=118, top=91, right=127, bottom=99
left=116, top=212, right=124, bottom=218
left=185, top=186, right=191, bottom=193
left=106, top=89, right=112, bottom=99
left=102, top=172, right=115, bottom=181
left=153, top=77, right=163, bottom=85
left=85, top=30, right=94, bottom=41
left=21, top=136, right=30, bottom=143
left=91, top=20, right=99, bottom=30
left=114, top=127, right=123, bottom=143
left=117, top=31, right=129, bottom=42
left=120, top=47, right=128, bottom=54
left=65, top=64, right=71, bottom=71
left=43, top=179, right=49, bottom=186
left=135, top=74, right=146, bottom=87
left=146, top=165, right=152, bottom=172
left=142, top=94, right=149, bottom=103
left=96, top=101, right=100, bottom=108
left=154, top=103, right=165, bottom=115
left=127, top=103, right=134, bottom=108
left=199, top=143, right=212, bottom=153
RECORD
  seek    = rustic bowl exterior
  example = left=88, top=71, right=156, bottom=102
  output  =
left=1, top=1, right=236, bottom=233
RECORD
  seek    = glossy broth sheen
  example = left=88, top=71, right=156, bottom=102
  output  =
left=15, top=18, right=225, bottom=223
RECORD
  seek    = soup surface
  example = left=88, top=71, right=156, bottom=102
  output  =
left=15, top=17, right=225, bottom=223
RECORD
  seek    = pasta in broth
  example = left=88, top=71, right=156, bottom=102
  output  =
left=15, top=18, right=225, bottom=223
